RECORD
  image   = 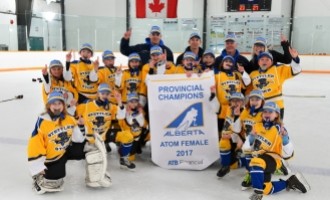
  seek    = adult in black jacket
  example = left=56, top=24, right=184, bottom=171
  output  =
left=176, top=33, right=204, bottom=66
left=249, top=35, right=292, bottom=74
left=120, top=26, right=174, bottom=66
left=214, top=34, right=250, bottom=74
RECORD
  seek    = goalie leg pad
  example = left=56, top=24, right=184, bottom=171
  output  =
left=85, top=150, right=103, bottom=164
left=86, top=164, right=112, bottom=188
left=87, top=163, right=103, bottom=182
left=85, top=135, right=112, bottom=188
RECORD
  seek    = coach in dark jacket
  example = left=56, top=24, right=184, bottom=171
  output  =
left=120, top=25, right=174, bottom=66
left=176, top=33, right=204, bottom=66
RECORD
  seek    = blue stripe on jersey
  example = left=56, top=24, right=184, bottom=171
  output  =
left=31, top=117, right=43, bottom=137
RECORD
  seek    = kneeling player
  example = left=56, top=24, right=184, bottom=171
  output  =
left=118, top=92, right=148, bottom=161
left=248, top=102, right=309, bottom=200
left=217, top=92, right=246, bottom=178
left=27, top=91, right=85, bottom=194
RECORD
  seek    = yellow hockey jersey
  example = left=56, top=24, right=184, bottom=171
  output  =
left=215, top=71, right=246, bottom=118
left=27, top=113, right=83, bottom=175
left=118, top=110, right=147, bottom=138
left=97, top=66, right=120, bottom=104
left=221, top=108, right=238, bottom=136
left=140, top=62, right=178, bottom=96
left=42, top=77, right=78, bottom=105
left=219, top=107, right=242, bottom=151
left=82, top=100, right=124, bottom=143
left=253, top=122, right=282, bottom=164
left=249, top=65, right=298, bottom=109
left=239, top=108, right=263, bottom=136
left=69, top=60, right=99, bottom=99
left=175, top=64, right=203, bottom=74
left=120, top=70, right=142, bottom=103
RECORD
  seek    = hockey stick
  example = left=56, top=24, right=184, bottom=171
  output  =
left=283, top=94, right=326, bottom=98
left=0, top=95, right=23, bottom=103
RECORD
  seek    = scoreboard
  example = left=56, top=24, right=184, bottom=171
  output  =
left=227, top=0, right=272, bottom=12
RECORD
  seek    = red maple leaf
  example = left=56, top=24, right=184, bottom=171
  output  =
left=149, top=0, right=165, bottom=13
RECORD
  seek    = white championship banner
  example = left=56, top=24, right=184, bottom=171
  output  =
left=147, top=71, right=219, bottom=170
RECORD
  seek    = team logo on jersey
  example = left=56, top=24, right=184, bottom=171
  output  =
left=256, top=78, right=269, bottom=89
left=226, top=84, right=237, bottom=95
left=131, top=118, right=142, bottom=135
left=83, top=75, right=91, bottom=85
left=54, top=132, right=70, bottom=146
left=128, top=82, right=137, bottom=93
left=93, top=116, right=105, bottom=127
left=166, top=102, right=204, bottom=131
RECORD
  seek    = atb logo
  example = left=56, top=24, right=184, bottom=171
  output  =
left=166, top=102, right=204, bottom=131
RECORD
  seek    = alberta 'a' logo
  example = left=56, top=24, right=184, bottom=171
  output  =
left=166, top=102, right=204, bottom=131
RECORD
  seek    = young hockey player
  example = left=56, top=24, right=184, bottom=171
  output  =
left=97, top=50, right=122, bottom=104
left=118, top=92, right=148, bottom=161
left=215, top=55, right=251, bottom=137
left=249, top=47, right=300, bottom=119
left=139, top=45, right=178, bottom=107
left=119, top=53, right=143, bottom=104
left=27, top=91, right=86, bottom=194
left=201, top=49, right=216, bottom=73
left=239, top=91, right=294, bottom=190
left=176, top=51, right=203, bottom=77
left=217, top=92, right=245, bottom=178
left=64, top=43, right=100, bottom=117
left=248, top=102, right=309, bottom=200
left=97, top=50, right=122, bottom=152
left=236, top=90, right=265, bottom=190
left=41, top=60, right=78, bottom=116
left=82, top=83, right=136, bottom=170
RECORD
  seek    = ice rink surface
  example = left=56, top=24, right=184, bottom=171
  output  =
left=0, top=71, right=329, bottom=200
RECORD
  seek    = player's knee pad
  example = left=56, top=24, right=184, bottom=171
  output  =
left=116, top=130, right=134, bottom=144
left=219, top=138, right=231, bottom=151
left=250, top=157, right=266, bottom=169
left=282, top=141, right=294, bottom=160
left=263, top=182, right=273, bottom=195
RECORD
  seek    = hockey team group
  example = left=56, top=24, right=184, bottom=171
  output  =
left=26, top=25, right=310, bottom=199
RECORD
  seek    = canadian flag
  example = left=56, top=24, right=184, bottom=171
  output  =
left=136, top=0, right=178, bottom=18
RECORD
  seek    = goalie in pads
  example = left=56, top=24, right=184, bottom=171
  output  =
left=82, top=83, right=135, bottom=176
